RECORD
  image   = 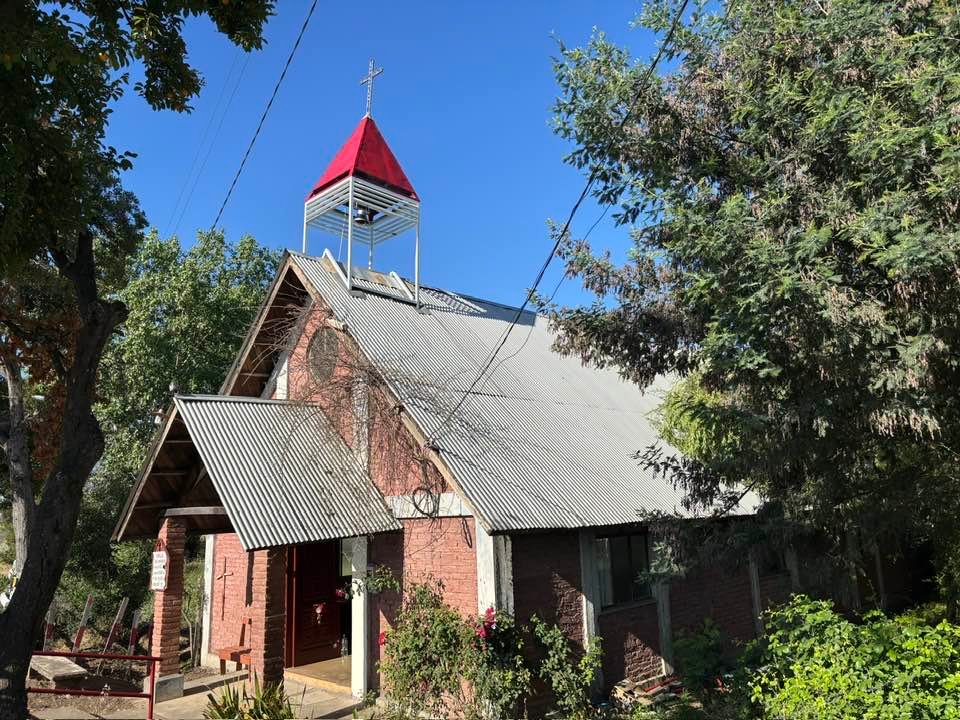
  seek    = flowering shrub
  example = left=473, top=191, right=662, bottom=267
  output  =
left=378, top=580, right=531, bottom=719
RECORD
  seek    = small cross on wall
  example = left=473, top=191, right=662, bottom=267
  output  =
left=216, top=558, right=234, bottom=620
left=360, top=58, right=383, bottom=117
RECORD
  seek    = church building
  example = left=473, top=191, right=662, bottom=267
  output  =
left=114, top=66, right=810, bottom=703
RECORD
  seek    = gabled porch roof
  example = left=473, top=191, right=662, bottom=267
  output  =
left=113, top=395, right=400, bottom=550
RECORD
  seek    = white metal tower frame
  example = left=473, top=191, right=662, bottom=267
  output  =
left=302, top=175, right=421, bottom=306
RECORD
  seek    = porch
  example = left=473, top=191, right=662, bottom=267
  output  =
left=112, top=395, right=401, bottom=702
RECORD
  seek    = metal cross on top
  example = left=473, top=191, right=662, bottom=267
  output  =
left=360, top=58, right=383, bottom=117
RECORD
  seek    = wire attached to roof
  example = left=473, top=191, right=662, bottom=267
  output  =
left=209, top=0, right=320, bottom=231
left=426, top=0, right=692, bottom=446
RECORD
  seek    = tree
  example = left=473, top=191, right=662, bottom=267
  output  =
left=0, top=3, right=274, bottom=715
left=60, top=231, right=280, bottom=640
left=545, top=0, right=960, bottom=602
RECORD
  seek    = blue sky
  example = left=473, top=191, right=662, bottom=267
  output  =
left=108, top=1, right=657, bottom=307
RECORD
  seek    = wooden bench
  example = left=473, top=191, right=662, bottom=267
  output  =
left=216, top=615, right=252, bottom=674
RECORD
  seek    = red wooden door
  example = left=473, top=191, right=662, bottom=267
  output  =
left=287, top=542, right=341, bottom=666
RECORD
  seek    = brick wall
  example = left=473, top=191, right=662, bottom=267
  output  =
left=209, top=533, right=252, bottom=658
left=671, top=564, right=757, bottom=647
left=368, top=517, right=479, bottom=689
left=597, top=601, right=662, bottom=684
left=512, top=531, right=584, bottom=645
left=757, top=572, right=792, bottom=612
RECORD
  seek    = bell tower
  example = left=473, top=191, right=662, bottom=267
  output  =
left=302, top=59, right=421, bottom=305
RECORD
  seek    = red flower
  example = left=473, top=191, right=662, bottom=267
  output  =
left=475, top=625, right=487, bottom=639
left=378, top=630, right=387, bottom=646
left=335, top=588, right=347, bottom=600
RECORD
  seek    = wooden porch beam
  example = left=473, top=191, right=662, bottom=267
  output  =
left=162, top=506, right=227, bottom=517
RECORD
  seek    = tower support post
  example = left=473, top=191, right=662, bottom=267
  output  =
left=414, top=214, right=421, bottom=307
left=346, top=179, right=355, bottom=289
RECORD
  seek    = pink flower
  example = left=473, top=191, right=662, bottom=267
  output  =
left=335, top=588, right=347, bottom=600
left=475, top=625, right=487, bottom=639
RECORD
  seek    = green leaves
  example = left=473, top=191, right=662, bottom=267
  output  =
left=754, top=596, right=960, bottom=720
left=0, top=0, right=275, bottom=274
left=546, top=0, right=960, bottom=604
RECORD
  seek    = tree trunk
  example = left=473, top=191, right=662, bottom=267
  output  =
left=0, top=350, right=35, bottom=578
left=0, top=232, right=127, bottom=719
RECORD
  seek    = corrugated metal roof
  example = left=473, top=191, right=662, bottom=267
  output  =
left=290, top=252, right=757, bottom=533
left=175, top=395, right=400, bottom=550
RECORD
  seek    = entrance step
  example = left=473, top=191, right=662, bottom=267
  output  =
left=284, top=657, right=351, bottom=695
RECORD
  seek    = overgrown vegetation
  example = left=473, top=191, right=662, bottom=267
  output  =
left=753, top=596, right=960, bottom=720
left=545, top=0, right=960, bottom=611
left=53, top=232, right=278, bottom=646
left=378, top=580, right=533, bottom=720
left=204, top=675, right=297, bottom=720
left=530, top=615, right=603, bottom=720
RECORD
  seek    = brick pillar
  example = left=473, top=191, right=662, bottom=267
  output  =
left=151, top=518, right=187, bottom=678
left=249, top=547, right=287, bottom=684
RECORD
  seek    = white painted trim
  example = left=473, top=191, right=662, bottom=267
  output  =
left=200, top=535, right=216, bottom=669
left=476, top=526, right=514, bottom=614
left=388, top=492, right=472, bottom=519
left=352, top=377, right=369, bottom=470
left=748, top=552, right=763, bottom=636
left=578, top=530, right=599, bottom=645
left=351, top=537, right=368, bottom=699
left=578, top=530, right=603, bottom=692
left=274, top=357, right=288, bottom=400
left=476, top=524, right=496, bottom=613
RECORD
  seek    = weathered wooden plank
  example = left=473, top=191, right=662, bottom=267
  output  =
left=30, top=655, right=88, bottom=683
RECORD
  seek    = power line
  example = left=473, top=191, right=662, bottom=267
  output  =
left=173, top=53, right=251, bottom=238
left=426, top=0, right=691, bottom=445
left=165, top=51, right=241, bottom=237
left=209, top=0, right=320, bottom=231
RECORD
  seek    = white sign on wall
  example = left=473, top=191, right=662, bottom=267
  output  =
left=150, top=549, right=169, bottom=591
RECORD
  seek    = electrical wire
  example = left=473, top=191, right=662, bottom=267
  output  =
left=164, top=51, right=241, bottom=237
left=426, top=0, right=691, bottom=445
left=209, top=0, right=320, bottom=231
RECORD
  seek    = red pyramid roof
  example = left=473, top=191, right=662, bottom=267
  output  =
left=306, top=116, right=418, bottom=201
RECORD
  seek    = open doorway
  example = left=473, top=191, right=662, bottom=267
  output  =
left=284, top=539, right=354, bottom=692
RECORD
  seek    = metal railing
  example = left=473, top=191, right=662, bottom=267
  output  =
left=28, top=650, right=160, bottom=719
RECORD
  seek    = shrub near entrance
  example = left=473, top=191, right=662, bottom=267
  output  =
left=378, top=580, right=531, bottom=720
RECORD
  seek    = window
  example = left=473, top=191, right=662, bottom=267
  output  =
left=307, top=327, right=339, bottom=382
left=596, top=532, right=651, bottom=608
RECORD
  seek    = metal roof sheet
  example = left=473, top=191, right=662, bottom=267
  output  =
left=290, top=252, right=757, bottom=533
left=175, top=394, right=400, bottom=550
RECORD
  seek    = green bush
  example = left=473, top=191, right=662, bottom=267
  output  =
left=530, top=614, right=602, bottom=720
left=752, top=596, right=960, bottom=720
left=378, top=579, right=531, bottom=720
left=672, top=619, right=726, bottom=698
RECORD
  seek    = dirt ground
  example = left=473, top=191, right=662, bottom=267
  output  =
left=28, top=666, right=216, bottom=719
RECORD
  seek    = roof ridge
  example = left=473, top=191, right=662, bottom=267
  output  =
left=290, top=251, right=541, bottom=318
